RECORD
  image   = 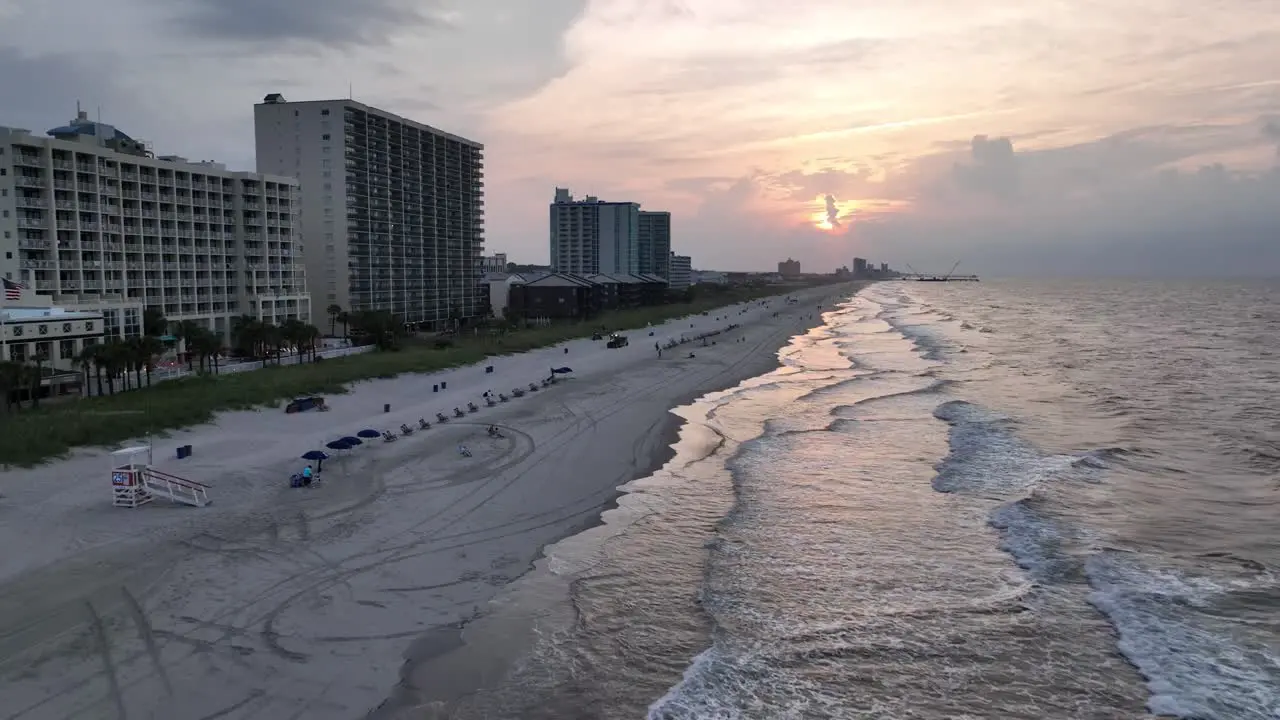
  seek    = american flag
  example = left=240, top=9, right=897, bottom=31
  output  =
left=2, top=277, right=24, bottom=301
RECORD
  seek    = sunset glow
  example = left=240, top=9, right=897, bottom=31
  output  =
left=0, top=0, right=1275, bottom=273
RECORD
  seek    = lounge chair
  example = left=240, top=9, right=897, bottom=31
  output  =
left=529, top=382, right=539, bottom=392
left=382, top=431, right=398, bottom=442
left=486, top=396, right=497, bottom=406
left=467, top=402, right=478, bottom=413
left=400, top=423, right=414, bottom=436
left=498, top=393, right=509, bottom=402
left=436, top=412, right=449, bottom=423
left=419, top=418, right=431, bottom=430
left=512, top=387, right=524, bottom=397
left=453, top=407, right=465, bottom=418
left=458, top=444, right=472, bottom=457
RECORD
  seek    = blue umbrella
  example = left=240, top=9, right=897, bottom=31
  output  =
left=356, top=429, right=381, bottom=439
left=301, top=449, right=330, bottom=472
left=341, top=436, right=364, bottom=446
left=325, top=439, right=351, bottom=451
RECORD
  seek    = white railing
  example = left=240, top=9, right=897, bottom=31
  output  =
left=142, top=469, right=210, bottom=507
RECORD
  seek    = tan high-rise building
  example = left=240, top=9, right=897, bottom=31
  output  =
left=254, top=94, right=485, bottom=328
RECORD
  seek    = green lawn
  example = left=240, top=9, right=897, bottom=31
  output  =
left=0, top=284, right=827, bottom=466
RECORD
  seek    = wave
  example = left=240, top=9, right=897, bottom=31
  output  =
left=988, top=497, right=1081, bottom=585
left=1086, top=552, right=1280, bottom=719
left=929, top=400, right=1082, bottom=495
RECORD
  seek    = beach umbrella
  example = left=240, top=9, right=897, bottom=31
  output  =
left=341, top=435, right=364, bottom=445
left=325, top=439, right=351, bottom=450
left=551, top=366, right=573, bottom=374
left=301, top=449, right=329, bottom=471
left=356, top=429, right=381, bottom=439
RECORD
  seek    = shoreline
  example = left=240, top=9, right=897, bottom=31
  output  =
left=370, top=290, right=858, bottom=718
left=0, top=284, right=859, bottom=719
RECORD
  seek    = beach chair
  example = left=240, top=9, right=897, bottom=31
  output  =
left=458, top=445, right=472, bottom=457
left=486, top=396, right=497, bottom=406
left=529, top=382, right=539, bottom=392
left=382, top=431, right=398, bottom=442
left=436, top=412, right=449, bottom=423
left=467, top=402, right=478, bottom=413
left=512, top=387, right=524, bottom=397
left=498, top=393, right=509, bottom=402
left=453, top=407, right=465, bottom=418
left=400, top=423, right=414, bottom=436
left=419, top=418, right=431, bottom=430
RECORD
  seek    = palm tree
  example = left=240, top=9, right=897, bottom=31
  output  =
left=75, top=344, right=102, bottom=397
left=336, top=311, right=350, bottom=341
left=135, top=335, right=165, bottom=386
left=0, top=360, right=23, bottom=412
left=349, top=309, right=403, bottom=350
left=231, top=315, right=266, bottom=359
left=174, top=320, right=204, bottom=371
left=326, top=304, right=342, bottom=337
left=187, top=328, right=224, bottom=374
left=27, top=348, right=48, bottom=408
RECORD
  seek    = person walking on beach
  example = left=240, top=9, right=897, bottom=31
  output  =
left=655, top=341, right=661, bottom=357
left=302, top=464, right=314, bottom=486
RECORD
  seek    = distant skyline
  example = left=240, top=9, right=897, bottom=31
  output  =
left=2, top=0, right=1278, bottom=275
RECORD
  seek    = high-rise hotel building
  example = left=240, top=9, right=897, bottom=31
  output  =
left=0, top=110, right=309, bottom=341
left=637, top=210, right=671, bottom=279
left=549, top=187, right=639, bottom=275
left=254, top=95, right=485, bottom=328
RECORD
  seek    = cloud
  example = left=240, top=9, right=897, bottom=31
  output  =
left=165, top=0, right=443, bottom=46
left=953, top=134, right=1018, bottom=196
left=3, top=0, right=1279, bottom=278
left=0, top=48, right=126, bottom=135
left=824, top=194, right=842, bottom=227
left=1264, top=116, right=1280, bottom=156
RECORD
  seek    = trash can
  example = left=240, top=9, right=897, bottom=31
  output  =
left=384, top=403, right=391, bottom=413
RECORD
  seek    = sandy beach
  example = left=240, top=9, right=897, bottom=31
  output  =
left=0, top=285, right=850, bottom=720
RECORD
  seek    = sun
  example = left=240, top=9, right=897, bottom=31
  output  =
left=809, top=195, right=858, bottom=232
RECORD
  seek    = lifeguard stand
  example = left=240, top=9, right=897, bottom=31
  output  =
left=111, top=446, right=153, bottom=508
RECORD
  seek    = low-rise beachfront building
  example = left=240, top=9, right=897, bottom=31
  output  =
left=668, top=253, right=692, bottom=290
left=0, top=110, right=311, bottom=341
left=484, top=271, right=528, bottom=319
left=1, top=290, right=105, bottom=397
left=0, top=303, right=104, bottom=370
left=508, top=272, right=597, bottom=320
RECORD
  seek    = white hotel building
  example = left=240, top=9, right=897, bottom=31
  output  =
left=0, top=111, right=310, bottom=343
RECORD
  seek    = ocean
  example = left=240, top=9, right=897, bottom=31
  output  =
left=440, top=279, right=1280, bottom=719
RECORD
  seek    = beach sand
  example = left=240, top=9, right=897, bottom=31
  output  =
left=0, top=286, right=850, bottom=720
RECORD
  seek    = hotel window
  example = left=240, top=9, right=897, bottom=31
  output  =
left=62, top=322, right=71, bottom=332
left=38, top=324, right=47, bottom=335
left=11, top=325, right=22, bottom=337
left=60, top=339, right=75, bottom=359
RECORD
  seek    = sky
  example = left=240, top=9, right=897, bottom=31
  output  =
left=2, top=0, right=1279, bottom=276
